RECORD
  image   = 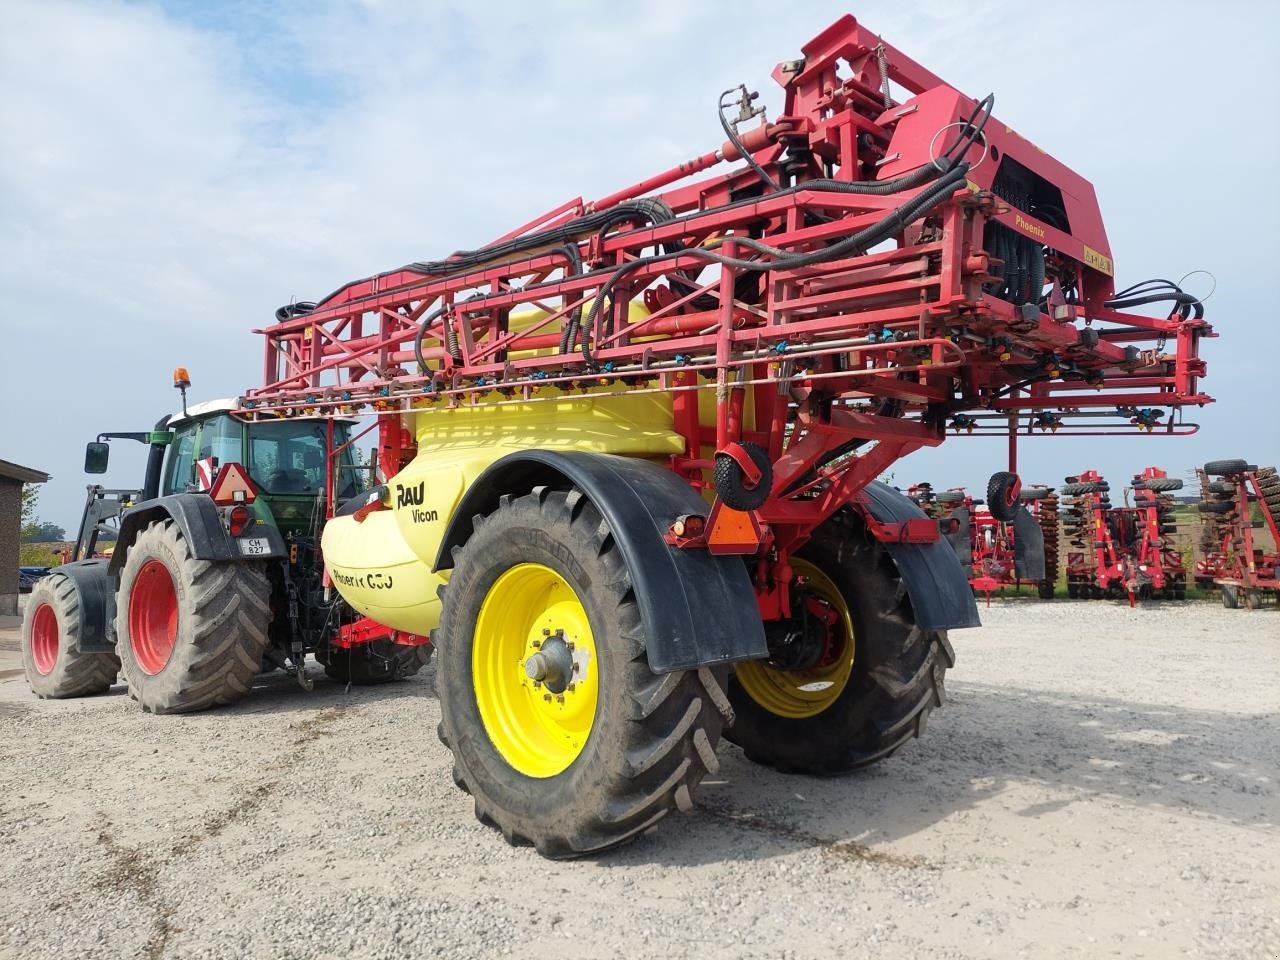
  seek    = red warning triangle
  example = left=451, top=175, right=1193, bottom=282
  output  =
left=209, top=462, right=258, bottom=505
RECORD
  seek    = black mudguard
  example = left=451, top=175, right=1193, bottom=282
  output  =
left=861, top=482, right=981, bottom=631
left=435, top=451, right=767, bottom=673
left=109, top=494, right=287, bottom=577
left=53, top=559, right=116, bottom=652
left=1012, top=506, right=1047, bottom=581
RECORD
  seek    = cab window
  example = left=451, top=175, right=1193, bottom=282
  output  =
left=249, top=421, right=329, bottom=495
left=163, top=423, right=198, bottom=495
left=197, top=416, right=242, bottom=470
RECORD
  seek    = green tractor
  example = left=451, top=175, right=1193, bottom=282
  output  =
left=21, top=376, right=431, bottom=712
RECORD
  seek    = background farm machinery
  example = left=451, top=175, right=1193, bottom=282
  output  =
left=1062, top=467, right=1187, bottom=603
left=910, top=479, right=1058, bottom=600
left=1196, top=460, right=1279, bottom=608
left=24, top=15, right=1214, bottom=857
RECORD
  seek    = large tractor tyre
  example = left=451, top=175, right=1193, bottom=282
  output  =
left=435, top=487, right=731, bottom=859
left=21, top=574, right=120, bottom=698
left=724, top=517, right=953, bottom=775
left=115, top=520, right=271, bottom=714
left=1135, top=477, right=1183, bottom=492
left=318, top=637, right=433, bottom=685
left=1203, top=459, right=1254, bottom=477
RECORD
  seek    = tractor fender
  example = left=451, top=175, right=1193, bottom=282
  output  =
left=434, top=450, right=767, bottom=673
left=109, top=494, right=287, bottom=576
left=860, top=482, right=981, bottom=630
left=1011, top=506, right=1047, bottom=581
left=52, top=559, right=116, bottom=652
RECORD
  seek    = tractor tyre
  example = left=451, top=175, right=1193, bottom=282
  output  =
left=1204, top=459, right=1254, bottom=477
left=21, top=574, right=120, bottom=698
left=1037, top=581, right=1055, bottom=600
left=115, top=520, right=271, bottom=714
left=435, top=487, right=731, bottom=858
left=724, top=513, right=953, bottom=775
left=1136, top=477, right=1183, bottom=492
left=1019, top=487, right=1051, bottom=501
left=1221, top=585, right=1239, bottom=609
left=934, top=490, right=965, bottom=505
left=318, top=637, right=433, bottom=685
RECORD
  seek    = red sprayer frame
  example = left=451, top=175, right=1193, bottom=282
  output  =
left=241, top=16, right=1213, bottom=595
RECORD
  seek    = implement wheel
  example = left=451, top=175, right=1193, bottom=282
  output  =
left=318, top=637, right=433, bottom=685
left=725, top=514, right=953, bottom=774
left=21, top=574, right=120, bottom=698
left=436, top=487, right=731, bottom=858
left=116, top=520, right=271, bottom=713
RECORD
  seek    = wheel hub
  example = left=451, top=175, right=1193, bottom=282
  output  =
left=524, top=631, right=575, bottom=694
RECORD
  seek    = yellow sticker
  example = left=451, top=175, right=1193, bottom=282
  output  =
left=1082, top=245, right=1114, bottom=276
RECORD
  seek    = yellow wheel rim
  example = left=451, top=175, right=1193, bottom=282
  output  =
left=736, top=558, right=855, bottom=719
left=473, top=563, right=599, bottom=778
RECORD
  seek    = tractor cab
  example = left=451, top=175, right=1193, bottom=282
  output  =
left=159, top=400, right=368, bottom=536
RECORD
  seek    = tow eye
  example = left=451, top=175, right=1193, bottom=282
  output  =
left=525, top=630, right=575, bottom=695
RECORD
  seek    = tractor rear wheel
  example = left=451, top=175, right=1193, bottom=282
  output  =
left=318, top=637, right=432, bottom=685
left=725, top=514, right=953, bottom=774
left=21, top=574, right=120, bottom=698
left=435, top=487, right=731, bottom=858
left=116, top=520, right=271, bottom=713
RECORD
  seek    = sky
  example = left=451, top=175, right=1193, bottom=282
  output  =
left=2, top=0, right=1278, bottom=531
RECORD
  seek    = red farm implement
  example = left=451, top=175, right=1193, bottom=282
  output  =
left=1196, top=460, right=1280, bottom=608
left=1062, top=467, right=1187, bottom=604
left=24, top=15, right=1215, bottom=858
left=917, top=481, right=1058, bottom=601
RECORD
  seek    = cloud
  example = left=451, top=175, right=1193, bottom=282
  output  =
left=1, top=0, right=1277, bottom=529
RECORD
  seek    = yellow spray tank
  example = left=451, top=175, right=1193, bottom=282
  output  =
left=321, top=300, right=699, bottom=634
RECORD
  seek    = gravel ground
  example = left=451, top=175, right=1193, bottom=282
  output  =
left=1, top=598, right=1276, bottom=960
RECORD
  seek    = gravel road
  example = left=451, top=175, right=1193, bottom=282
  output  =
left=1, top=598, right=1276, bottom=960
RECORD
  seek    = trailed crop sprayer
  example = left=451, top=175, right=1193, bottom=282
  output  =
left=24, top=15, right=1212, bottom=857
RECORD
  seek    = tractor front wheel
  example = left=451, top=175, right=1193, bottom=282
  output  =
left=21, top=574, right=120, bottom=698
left=436, top=487, right=731, bottom=858
left=725, top=514, right=953, bottom=774
left=116, top=520, right=271, bottom=713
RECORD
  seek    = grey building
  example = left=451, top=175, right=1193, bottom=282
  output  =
left=1, top=459, right=51, bottom=616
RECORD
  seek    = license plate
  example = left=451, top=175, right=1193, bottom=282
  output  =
left=238, top=537, right=270, bottom=556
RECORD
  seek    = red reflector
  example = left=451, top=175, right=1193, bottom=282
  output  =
left=228, top=505, right=250, bottom=537
left=210, top=462, right=257, bottom=506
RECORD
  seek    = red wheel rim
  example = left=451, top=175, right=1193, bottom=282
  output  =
left=30, top=602, right=58, bottom=675
left=129, top=559, right=178, bottom=675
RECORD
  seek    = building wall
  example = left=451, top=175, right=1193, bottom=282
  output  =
left=0, top=479, right=20, bottom=616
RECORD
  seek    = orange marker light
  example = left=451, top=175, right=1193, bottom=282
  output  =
left=173, top=367, right=192, bottom=389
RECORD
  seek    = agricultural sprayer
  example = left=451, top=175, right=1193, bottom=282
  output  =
left=23, top=15, right=1212, bottom=857
left=1196, top=460, right=1279, bottom=608
left=1062, top=467, right=1187, bottom=603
